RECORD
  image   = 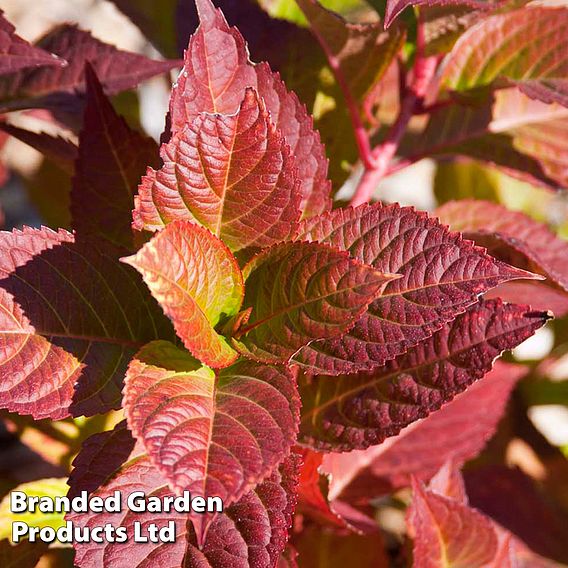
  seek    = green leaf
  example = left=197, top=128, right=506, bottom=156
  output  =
left=0, top=478, right=68, bottom=541
left=122, top=221, right=244, bottom=368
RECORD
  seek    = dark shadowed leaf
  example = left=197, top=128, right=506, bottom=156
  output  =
left=292, top=203, right=536, bottom=374
left=407, top=477, right=499, bottom=567
left=465, top=466, right=568, bottom=564
left=69, top=421, right=301, bottom=565
left=72, top=66, right=160, bottom=250
left=0, top=11, right=64, bottom=75
left=122, top=221, right=243, bottom=368
left=168, top=0, right=331, bottom=217
left=0, top=227, right=173, bottom=419
left=0, top=120, right=77, bottom=174
left=0, top=538, right=48, bottom=567
left=322, top=361, right=526, bottom=501
left=293, top=524, right=389, bottom=568
left=0, top=25, right=179, bottom=111
left=134, top=88, right=302, bottom=251
left=124, top=341, right=300, bottom=543
left=233, top=241, right=398, bottom=363
left=300, top=300, right=548, bottom=451
left=436, top=199, right=568, bottom=292
left=441, top=7, right=568, bottom=108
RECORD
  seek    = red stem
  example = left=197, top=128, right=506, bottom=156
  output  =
left=309, top=27, right=377, bottom=170
left=350, top=20, right=437, bottom=206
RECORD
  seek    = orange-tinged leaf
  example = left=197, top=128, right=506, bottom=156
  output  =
left=124, top=341, right=300, bottom=544
left=122, top=220, right=243, bottom=368
left=134, top=88, right=302, bottom=251
left=441, top=7, right=568, bottom=108
left=407, top=477, right=499, bottom=568
left=233, top=241, right=399, bottom=364
left=168, top=0, right=331, bottom=218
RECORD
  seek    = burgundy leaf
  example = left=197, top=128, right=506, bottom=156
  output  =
left=322, top=361, right=526, bottom=501
left=0, top=11, right=64, bottom=75
left=441, top=7, right=568, bottom=108
left=0, top=120, right=77, bottom=174
left=292, top=203, right=536, bottom=374
left=436, top=199, right=568, bottom=292
left=0, top=24, right=179, bottom=108
left=168, top=0, right=331, bottom=218
left=72, top=65, right=160, bottom=250
left=233, top=241, right=398, bottom=364
left=465, top=466, right=568, bottom=564
left=122, top=221, right=244, bottom=368
left=300, top=300, right=548, bottom=451
left=69, top=422, right=301, bottom=566
left=0, top=227, right=173, bottom=419
left=407, top=477, right=499, bottom=568
left=134, top=88, right=302, bottom=251
left=124, top=340, right=300, bottom=543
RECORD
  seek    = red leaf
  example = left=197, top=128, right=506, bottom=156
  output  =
left=124, top=341, right=300, bottom=543
left=0, top=227, right=173, bottom=419
left=292, top=203, right=536, bottom=374
left=233, top=241, right=399, bottom=364
left=441, top=7, right=568, bottom=108
left=295, top=448, right=346, bottom=528
left=122, top=221, right=243, bottom=368
left=71, top=66, right=160, bottom=250
left=436, top=199, right=568, bottom=293
left=0, top=24, right=179, bottom=109
left=134, top=88, right=302, bottom=251
left=69, top=422, right=301, bottom=566
left=322, top=362, right=527, bottom=501
left=428, top=458, right=468, bottom=504
left=0, top=11, right=64, bottom=75
left=407, top=477, right=499, bottom=567
left=300, top=300, right=548, bottom=451
left=486, top=282, right=568, bottom=318
left=168, top=0, right=331, bottom=217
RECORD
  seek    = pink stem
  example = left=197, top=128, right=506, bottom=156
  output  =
left=350, top=20, right=438, bottom=206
